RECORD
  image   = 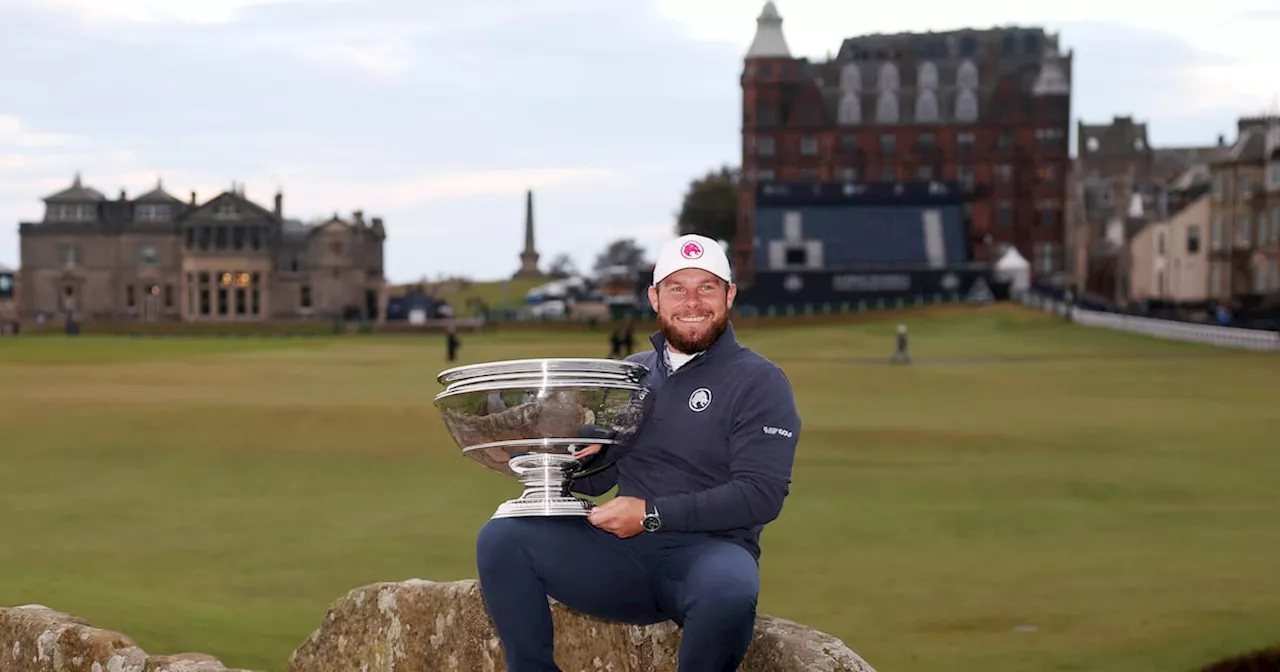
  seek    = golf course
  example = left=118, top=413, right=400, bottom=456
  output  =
left=1, top=304, right=1277, bottom=672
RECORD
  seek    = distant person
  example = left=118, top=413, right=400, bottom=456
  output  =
left=622, top=317, right=635, bottom=355
left=607, top=326, right=623, bottom=358
left=445, top=322, right=460, bottom=362
left=890, top=324, right=910, bottom=364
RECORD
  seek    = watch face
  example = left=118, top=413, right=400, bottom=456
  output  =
left=643, top=515, right=660, bottom=532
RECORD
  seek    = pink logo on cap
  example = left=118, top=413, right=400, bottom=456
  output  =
left=681, top=241, right=704, bottom=259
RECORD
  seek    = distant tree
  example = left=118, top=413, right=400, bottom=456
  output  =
left=547, top=253, right=577, bottom=279
left=675, top=165, right=739, bottom=245
left=594, top=238, right=648, bottom=275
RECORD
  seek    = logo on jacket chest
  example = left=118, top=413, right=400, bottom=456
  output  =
left=688, top=387, right=712, bottom=412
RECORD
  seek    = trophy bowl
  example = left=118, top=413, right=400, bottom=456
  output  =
left=434, top=358, right=651, bottom=518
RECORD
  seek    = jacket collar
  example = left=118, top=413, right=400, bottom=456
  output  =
left=648, top=322, right=739, bottom=373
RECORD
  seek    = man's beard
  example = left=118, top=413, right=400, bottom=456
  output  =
left=658, top=309, right=729, bottom=354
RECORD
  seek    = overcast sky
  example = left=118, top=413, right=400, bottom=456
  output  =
left=2, top=0, right=1277, bottom=283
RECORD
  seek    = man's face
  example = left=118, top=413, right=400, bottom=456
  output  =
left=647, top=268, right=736, bottom=354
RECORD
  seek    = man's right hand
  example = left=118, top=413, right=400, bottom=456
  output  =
left=572, top=443, right=603, bottom=459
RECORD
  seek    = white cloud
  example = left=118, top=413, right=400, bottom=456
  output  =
left=36, top=0, right=318, bottom=25
left=0, top=115, right=76, bottom=148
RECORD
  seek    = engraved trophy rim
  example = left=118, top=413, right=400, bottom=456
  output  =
left=436, top=357, right=649, bottom=386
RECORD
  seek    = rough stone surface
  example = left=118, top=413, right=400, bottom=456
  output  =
left=287, top=579, right=876, bottom=672
left=0, top=605, right=249, bottom=672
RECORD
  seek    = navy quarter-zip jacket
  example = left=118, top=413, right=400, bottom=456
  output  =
left=571, top=323, right=801, bottom=559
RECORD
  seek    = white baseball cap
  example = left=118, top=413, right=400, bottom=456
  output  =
left=651, top=234, right=733, bottom=286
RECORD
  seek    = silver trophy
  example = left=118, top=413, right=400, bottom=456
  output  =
left=434, top=358, right=651, bottom=518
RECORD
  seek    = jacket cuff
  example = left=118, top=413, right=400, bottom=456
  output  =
left=651, top=495, right=689, bottom=532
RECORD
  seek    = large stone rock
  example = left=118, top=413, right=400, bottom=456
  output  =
left=287, top=579, right=876, bottom=672
left=0, top=604, right=250, bottom=672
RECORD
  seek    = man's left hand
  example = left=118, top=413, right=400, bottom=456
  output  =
left=587, top=496, right=646, bottom=538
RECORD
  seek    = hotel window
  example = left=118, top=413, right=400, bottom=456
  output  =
left=917, top=166, right=934, bottom=180
left=875, top=91, right=899, bottom=123
left=198, top=272, right=211, bottom=315
left=1038, top=201, right=1059, bottom=227
left=1211, top=215, right=1222, bottom=248
left=300, top=285, right=312, bottom=309
left=956, top=165, right=974, bottom=190
left=755, top=136, right=775, bottom=156
left=800, top=136, right=818, bottom=156
left=956, top=132, right=974, bottom=154
left=1187, top=225, right=1200, bottom=253
left=995, top=164, right=1013, bottom=184
left=997, top=201, right=1013, bottom=228
left=1257, top=211, right=1269, bottom=246
left=1034, top=242, right=1059, bottom=274
left=1237, top=213, right=1252, bottom=246
left=878, top=133, right=895, bottom=155
left=251, top=274, right=261, bottom=315
left=57, top=244, right=78, bottom=268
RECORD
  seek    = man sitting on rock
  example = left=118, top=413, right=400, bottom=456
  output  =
left=476, top=234, right=802, bottom=672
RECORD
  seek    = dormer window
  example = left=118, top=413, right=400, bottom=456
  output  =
left=215, top=202, right=239, bottom=218
left=137, top=204, right=170, bottom=222
left=47, top=204, right=95, bottom=221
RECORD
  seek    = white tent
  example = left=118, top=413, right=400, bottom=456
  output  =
left=994, top=247, right=1031, bottom=293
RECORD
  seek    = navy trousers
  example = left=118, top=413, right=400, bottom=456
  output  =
left=476, top=516, right=760, bottom=672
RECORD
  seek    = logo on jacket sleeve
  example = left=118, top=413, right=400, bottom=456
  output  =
left=688, top=387, right=712, bottom=412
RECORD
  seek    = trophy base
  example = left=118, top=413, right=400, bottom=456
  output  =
left=492, top=495, right=594, bottom=518
left=490, top=452, right=596, bottom=519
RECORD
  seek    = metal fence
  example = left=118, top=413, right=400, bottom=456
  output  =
left=1018, top=290, right=1280, bottom=352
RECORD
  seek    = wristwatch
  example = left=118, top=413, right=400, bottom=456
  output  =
left=642, top=502, right=662, bottom=533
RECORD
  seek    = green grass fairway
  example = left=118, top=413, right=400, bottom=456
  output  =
left=2, top=305, right=1278, bottom=672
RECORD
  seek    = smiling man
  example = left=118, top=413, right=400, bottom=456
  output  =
left=475, top=234, right=802, bottom=672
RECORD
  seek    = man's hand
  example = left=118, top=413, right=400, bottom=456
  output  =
left=572, top=443, right=603, bottom=459
left=587, top=496, right=646, bottom=538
